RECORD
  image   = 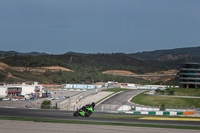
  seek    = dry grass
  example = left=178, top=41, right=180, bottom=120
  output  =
left=41, top=66, right=73, bottom=72
left=0, top=62, right=73, bottom=73
left=102, top=70, right=136, bottom=76
left=102, top=69, right=178, bottom=76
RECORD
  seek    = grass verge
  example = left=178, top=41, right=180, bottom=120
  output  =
left=131, top=91, right=200, bottom=108
left=96, top=92, right=115, bottom=104
left=165, top=88, right=200, bottom=96
left=0, top=116, right=200, bottom=130
left=96, top=88, right=129, bottom=104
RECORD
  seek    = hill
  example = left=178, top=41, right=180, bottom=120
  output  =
left=0, top=50, right=47, bottom=57
left=0, top=55, right=149, bottom=84
left=3, top=46, right=200, bottom=84
left=42, top=53, right=162, bottom=74
left=128, top=46, right=200, bottom=61
left=0, top=61, right=74, bottom=84
left=128, top=46, right=200, bottom=69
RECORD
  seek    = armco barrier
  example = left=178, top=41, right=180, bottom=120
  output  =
left=117, top=111, right=195, bottom=116
left=58, top=87, right=107, bottom=109
left=183, top=111, right=195, bottom=115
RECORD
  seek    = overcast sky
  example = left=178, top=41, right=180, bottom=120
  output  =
left=0, top=0, right=199, bottom=54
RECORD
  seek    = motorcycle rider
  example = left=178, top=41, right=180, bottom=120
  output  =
left=74, top=102, right=96, bottom=117
left=81, top=102, right=95, bottom=112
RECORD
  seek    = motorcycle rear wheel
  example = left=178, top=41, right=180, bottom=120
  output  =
left=85, top=112, right=91, bottom=117
left=73, top=111, right=79, bottom=117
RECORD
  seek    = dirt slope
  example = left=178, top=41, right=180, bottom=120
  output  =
left=102, top=69, right=177, bottom=76
left=0, top=62, right=73, bottom=73
left=102, top=70, right=137, bottom=76
left=102, top=69, right=178, bottom=82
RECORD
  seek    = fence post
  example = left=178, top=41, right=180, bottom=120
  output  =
left=101, top=105, right=104, bottom=112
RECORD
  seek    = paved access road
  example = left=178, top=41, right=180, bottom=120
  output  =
left=0, top=108, right=200, bottom=127
left=98, top=89, right=145, bottom=105
left=95, top=89, right=145, bottom=111
left=0, top=120, right=199, bottom=133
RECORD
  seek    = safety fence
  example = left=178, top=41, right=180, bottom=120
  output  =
left=95, top=104, right=195, bottom=113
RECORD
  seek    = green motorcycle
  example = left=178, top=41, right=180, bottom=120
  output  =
left=73, top=102, right=95, bottom=117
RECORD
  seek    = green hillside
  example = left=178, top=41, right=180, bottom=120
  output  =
left=128, top=46, right=200, bottom=60
left=0, top=55, right=69, bottom=68
left=0, top=54, right=152, bottom=84
left=42, top=53, right=163, bottom=73
left=1, top=46, right=200, bottom=85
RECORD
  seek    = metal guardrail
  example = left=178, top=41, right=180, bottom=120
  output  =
left=58, top=87, right=109, bottom=109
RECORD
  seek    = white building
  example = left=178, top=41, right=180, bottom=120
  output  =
left=0, top=82, right=43, bottom=99
left=0, top=85, right=7, bottom=98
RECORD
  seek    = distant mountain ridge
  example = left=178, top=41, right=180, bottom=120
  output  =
left=0, top=46, right=200, bottom=65
left=1, top=46, right=200, bottom=58
left=128, top=46, right=200, bottom=61
left=0, top=50, right=47, bottom=57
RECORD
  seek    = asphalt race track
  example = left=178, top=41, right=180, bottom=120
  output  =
left=98, top=89, right=145, bottom=105
left=95, top=89, right=146, bottom=111
left=0, top=108, right=200, bottom=127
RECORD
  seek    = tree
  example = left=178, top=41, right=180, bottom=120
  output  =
left=44, top=69, right=50, bottom=77
left=58, top=69, right=62, bottom=75
left=155, top=89, right=161, bottom=94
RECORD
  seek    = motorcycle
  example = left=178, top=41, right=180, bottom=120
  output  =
left=73, top=106, right=94, bottom=117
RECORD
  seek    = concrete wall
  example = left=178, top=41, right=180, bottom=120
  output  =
left=0, top=86, right=7, bottom=98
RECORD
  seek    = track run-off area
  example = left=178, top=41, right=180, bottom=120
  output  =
left=0, top=89, right=200, bottom=132
left=0, top=107, right=200, bottom=127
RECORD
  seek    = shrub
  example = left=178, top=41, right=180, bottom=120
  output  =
left=160, top=104, right=166, bottom=111
left=41, top=100, right=51, bottom=109
left=160, top=90, right=164, bottom=95
left=169, top=90, right=175, bottom=95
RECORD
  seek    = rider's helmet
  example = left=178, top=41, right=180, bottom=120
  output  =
left=91, top=102, right=95, bottom=107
